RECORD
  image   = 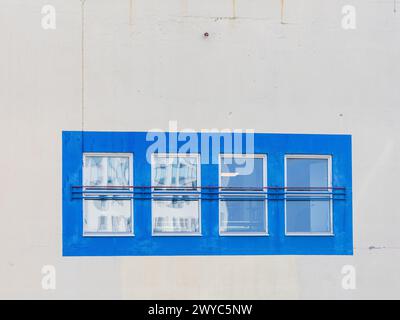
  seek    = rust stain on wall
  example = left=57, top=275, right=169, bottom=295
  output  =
left=232, top=0, right=237, bottom=18
left=129, top=0, right=134, bottom=26
left=280, top=0, right=285, bottom=24
left=182, top=0, right=188, bottom=16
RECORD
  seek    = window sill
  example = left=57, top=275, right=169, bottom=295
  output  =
left=83, top=233, right=135, bottom=237
left=151, top=233, right=202, bottom=237
left=219, top=232, right=269, bottom=237
left=285, top=232, right=334, bottom=237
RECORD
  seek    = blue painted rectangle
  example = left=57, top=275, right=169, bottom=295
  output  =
left=62, top=131, right=353, bottom=256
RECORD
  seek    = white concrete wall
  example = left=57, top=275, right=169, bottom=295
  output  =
left=1, top=0, right=400, bottom=299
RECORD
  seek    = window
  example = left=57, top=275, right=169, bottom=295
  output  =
left=219, top=154, right=267, bottom=235
left=83, top=153, right=133, bottom=236
left=285, top=155, right=332, bottom=235
left=151, top=153, right=201, bottom=235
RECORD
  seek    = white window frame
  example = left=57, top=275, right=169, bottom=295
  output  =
left=82, top=152, right=134, bottom=237
left=284, top=154, right=334, bottom=236
left=218, top=154, right=268, bottom=236
left=151, top=153, right=202, bottom=236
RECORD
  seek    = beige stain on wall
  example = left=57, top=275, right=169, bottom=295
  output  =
left=129, top=0, right=135, bottom=26
left=182, top=0, right=188, bottom=16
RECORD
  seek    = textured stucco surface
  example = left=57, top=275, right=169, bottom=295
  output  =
left=1, top=0, right=399, bottom=299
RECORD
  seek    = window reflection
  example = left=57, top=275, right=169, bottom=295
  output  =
left=152, top=155, right=200, bottom=234
left=153, top=156, right=197, bottom=189
left=286, top=157, right=332, bottom=234
left=83, top=155, right=133, bottom=235
left=219, top=155, right=267, bottom=234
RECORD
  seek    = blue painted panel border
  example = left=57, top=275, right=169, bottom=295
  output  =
left=62, top=131, right=353, bottom=256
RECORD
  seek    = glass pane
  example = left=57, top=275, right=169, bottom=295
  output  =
left=221, top=156, right=264, bottom=189
left=152, top=197, right=200, bottom=233
left=287, top=158, right=328, bottom=189
left=84, top=199, right=132, bottom=233
left=152, top=155, right=198, bottom=188
left=84, top=156, right=130, bottom=187
left=286, top=199, right=331, bottom=233
left=220, top=199, right=266, bottom=233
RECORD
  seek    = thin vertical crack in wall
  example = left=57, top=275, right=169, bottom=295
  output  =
left=81, top=0, right=86, bottom=153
